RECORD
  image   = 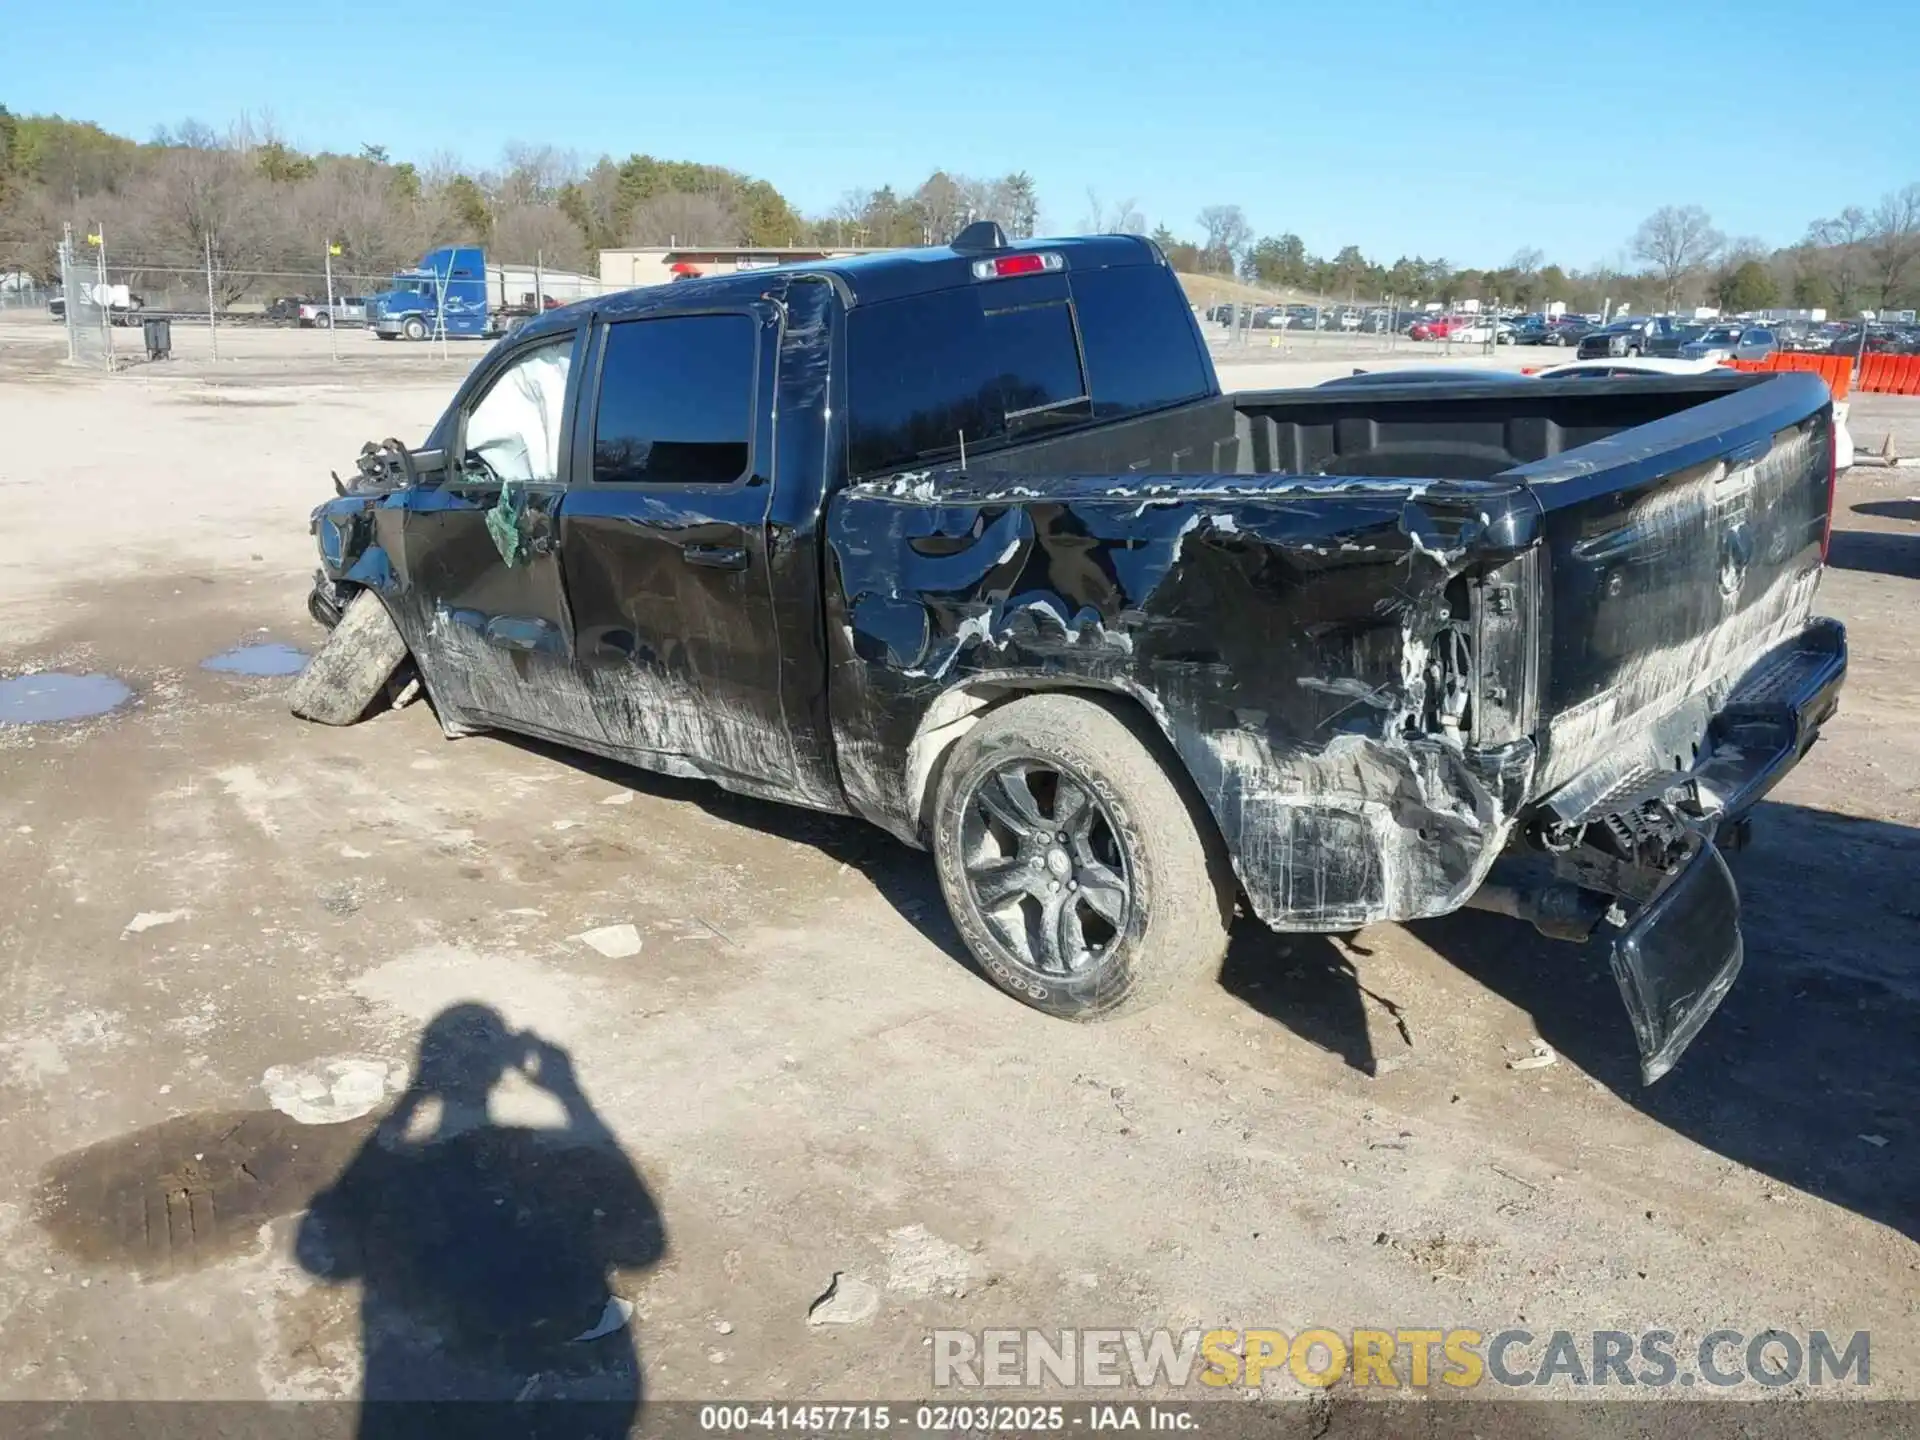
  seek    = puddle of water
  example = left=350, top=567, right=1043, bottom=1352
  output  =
left=201, top=643, right=309, bottom=677
left=0, top=672, right=134, bottom=725
left=37, top=1109, right=373, bottom=1275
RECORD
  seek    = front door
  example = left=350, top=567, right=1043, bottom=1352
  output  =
left=558, top=304, right=816, bottom=806
left=394, top=327, right=585, bottom=733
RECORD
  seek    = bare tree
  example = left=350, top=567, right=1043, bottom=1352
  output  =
left=1196, top=204, right=1252, bottom=274
left=289, top=158, right=430, bottom=277
left=1079, top=189, right=1143, bottom=236
left=1631, top=205, right=1723, bottom=310
left=626, top=192, right=742, bottom=247
left=490, top=203, right=590, bottom=271
left=1807, top=206, right=1870, bottom=313
left=1508, top=246, right=1544, bottom=276
left=494, top=143, right=580, bottom=210
left=912, top=171, right=968, bottom=245
left=125, top=146, right=281, bottom=302
left=829, top=188, right=875, bottom=245
left=1866, top=183, right=1920, bottom=308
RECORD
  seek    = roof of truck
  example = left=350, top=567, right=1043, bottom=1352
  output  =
left=522, top=233, right=1167, bottom=341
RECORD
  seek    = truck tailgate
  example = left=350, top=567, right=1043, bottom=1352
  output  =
left=1510, top=372, right=1836, bottom=797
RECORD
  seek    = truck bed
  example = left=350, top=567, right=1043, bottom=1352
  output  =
left=827, top=368, right=1837, bottom=929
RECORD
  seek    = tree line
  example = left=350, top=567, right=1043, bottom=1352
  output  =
left=1149, top=193, right=1920, bottom=316
left=3, top=105, right=1917, bottom=317
left=0, top=109, right=1037, bottom=302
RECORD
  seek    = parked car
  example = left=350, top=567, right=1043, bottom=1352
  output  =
left=1680, top=325, right=1777, bottom=362
left=294, top=228, right=1847, bottom=1085
left=299, top=297, right=370, bottom=329
left=1576, top=316, right=1699, bottom=360
left=1521, top=319, right=1594, bottom=347
left=1408, top=314, right=1470, bottom=341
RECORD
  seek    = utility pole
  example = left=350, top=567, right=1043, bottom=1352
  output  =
left=325, top=240, right=340, bottom=362
left=205, top=233, right=220, bottom=362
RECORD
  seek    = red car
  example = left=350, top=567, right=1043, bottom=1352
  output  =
left=1409, top=314, right=1469, bottom=341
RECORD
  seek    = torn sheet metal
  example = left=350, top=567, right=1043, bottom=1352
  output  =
left=824, top=471, right=1543, bottom=927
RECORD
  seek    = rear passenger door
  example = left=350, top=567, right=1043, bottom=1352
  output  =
left=559, top=304, right=806, bottom=800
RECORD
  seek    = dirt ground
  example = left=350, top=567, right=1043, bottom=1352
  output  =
left=1, top=313, right=1916, bottom=1414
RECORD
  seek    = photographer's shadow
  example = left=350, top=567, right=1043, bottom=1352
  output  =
left=298, top=1004, right=663, bottom=1438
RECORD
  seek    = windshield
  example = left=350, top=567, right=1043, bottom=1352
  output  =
left=1700, top=327, right=1740, bottom=343
left=1744, top=330, right=1775, bottom=344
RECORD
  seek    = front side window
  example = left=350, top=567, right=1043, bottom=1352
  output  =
left=593, top=314, right=755, bottom=485
left=463, top=336, right=573, bottom=484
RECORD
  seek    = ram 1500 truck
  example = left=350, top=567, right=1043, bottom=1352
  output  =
left=295, top=225, right=1846, bottom=1084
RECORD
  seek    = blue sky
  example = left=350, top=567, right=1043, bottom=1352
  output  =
left=6, top=0, right=1915, bottom=269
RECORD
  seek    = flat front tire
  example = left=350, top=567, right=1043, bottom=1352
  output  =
left=289, top=590, right=409, bottom=726
left=932, top=693, right=1234, bottom=1020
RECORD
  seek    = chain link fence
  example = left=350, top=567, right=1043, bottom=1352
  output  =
left=58, top=231, right=117, bottom=370
left=0, top=269, right=49, bottom=314
left=14, top=234, right=645, bottom=370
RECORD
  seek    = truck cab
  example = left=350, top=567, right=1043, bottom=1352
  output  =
left=369, top=246, right=491, bottom=341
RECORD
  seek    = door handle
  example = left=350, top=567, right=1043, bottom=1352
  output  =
left=681, top=544, right=748, bottom=571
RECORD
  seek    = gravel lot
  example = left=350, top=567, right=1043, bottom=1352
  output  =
left=1, top=312, right=1916, bottom=1418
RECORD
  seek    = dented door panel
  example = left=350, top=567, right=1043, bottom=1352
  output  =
left=554, top=302, right=829, bottom=807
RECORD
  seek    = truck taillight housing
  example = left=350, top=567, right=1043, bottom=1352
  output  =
left=970, top=252, right=1062, bottom=280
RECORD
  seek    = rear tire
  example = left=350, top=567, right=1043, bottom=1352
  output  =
left=289, top=590, right=409, bottom=726
left=932, top=693, right=1234, bottom=1020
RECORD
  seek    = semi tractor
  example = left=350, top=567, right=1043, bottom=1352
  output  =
left=366, top=247, right=595, bottom=341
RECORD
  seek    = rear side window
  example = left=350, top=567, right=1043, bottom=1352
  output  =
left=845, top=280, right=1089, bottom=476
left=1069, top=266, right=1212, bottom=418
left=845, top=266, right=1215, bottom=477
left=593, top=314, right=755, bottom=485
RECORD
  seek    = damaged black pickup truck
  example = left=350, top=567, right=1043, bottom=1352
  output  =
left=297, top=224, right=1846, bottom=1083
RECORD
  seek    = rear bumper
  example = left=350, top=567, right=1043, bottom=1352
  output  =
left=1507, top=617, right=1847, bottom=1083
left=1692, top=615, right=1846, bottom=824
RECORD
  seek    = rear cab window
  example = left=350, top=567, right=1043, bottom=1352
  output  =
left=845, top=263, right=1212, bottom=478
